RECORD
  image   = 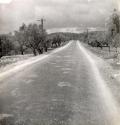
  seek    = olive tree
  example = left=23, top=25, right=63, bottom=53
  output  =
left=24, top=23, right=47, bottom=55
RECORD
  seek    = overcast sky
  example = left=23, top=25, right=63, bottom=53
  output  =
left=0, top=0, right=118, bottom=33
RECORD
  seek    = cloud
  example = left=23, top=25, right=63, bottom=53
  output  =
left=0, top=0, right=117, bottom=33
left=0, top=0, right=12, bottom=4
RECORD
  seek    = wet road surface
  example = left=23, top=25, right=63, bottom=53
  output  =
left=0, top=41, right=119, bottom=125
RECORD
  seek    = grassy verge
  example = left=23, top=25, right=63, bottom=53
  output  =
left=0, top=54, right=34, bottom=68
left=83, top=43, right=120, bottom=70
left=0, top=41, right=69, bottom=71
left=82, top=43, right=120, bottom=107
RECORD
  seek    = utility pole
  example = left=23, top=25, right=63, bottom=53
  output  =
left=0, top=38, right=2, bottom=58
left=104, top=18, right=107, bottom=41
left=37, top=18, right=46, bottom=32
left=86, top=28, right=89, bottom=44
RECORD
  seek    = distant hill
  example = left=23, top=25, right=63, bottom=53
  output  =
left=48, top=32, right=85, bottom=41
left=88, top=31, right=105, bottom=42
left=48, top=31, right=105, bottom=42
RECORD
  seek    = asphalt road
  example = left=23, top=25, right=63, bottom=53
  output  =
left=0, top=41, right=119, bottom=125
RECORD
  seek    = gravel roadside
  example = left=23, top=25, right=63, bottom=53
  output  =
left=82, top=42, right=120, bottom=107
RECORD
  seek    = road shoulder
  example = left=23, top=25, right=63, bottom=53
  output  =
left=0, top=41, right=71, bottom=79
left=82, top=42, right=120, bottom=107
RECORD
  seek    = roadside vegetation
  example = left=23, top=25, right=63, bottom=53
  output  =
left=81, top=9, right=120, bottom=84
left=0, top=22, right=73, bottom=68
left=85, top=9, right=120, bottom=64
left=0, top=23, right=70, bottom=58
left=0, top=9, right=120, bottom=70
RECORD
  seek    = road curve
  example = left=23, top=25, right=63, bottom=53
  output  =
left=0, top=41, right=120, bottom=125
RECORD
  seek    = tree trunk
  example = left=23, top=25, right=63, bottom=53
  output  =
left=20, top=50, right=24, bottom=55
left=20, top=46, right=24, bottom=55
left=109, top=46, right=110, bottom=53
left=116, top=47, right=118, bottom=53
left=0, top=54, right=2, bottom=58
left=0, top=40, right=3, bottom=58
left=33, top=49, right=37, bottom=56
left=0, top=47, right=2, bottom=58
left=21, top=51, right=24, bottom=55
left=37, top=48, right=43, bottom=54
left=44, top=44, right=48, bottom=52
left=44, top=47, right=48, bottom=52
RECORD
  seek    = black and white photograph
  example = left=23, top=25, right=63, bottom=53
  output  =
left=0, top=0, right=120, bottom=125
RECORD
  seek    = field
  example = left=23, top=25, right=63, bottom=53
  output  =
left=83, top=43, right=120, bottom=80
left=86, top=45, right=120, bottom=63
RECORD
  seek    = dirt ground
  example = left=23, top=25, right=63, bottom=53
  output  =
left=83, top=43, right=120, bottom=107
